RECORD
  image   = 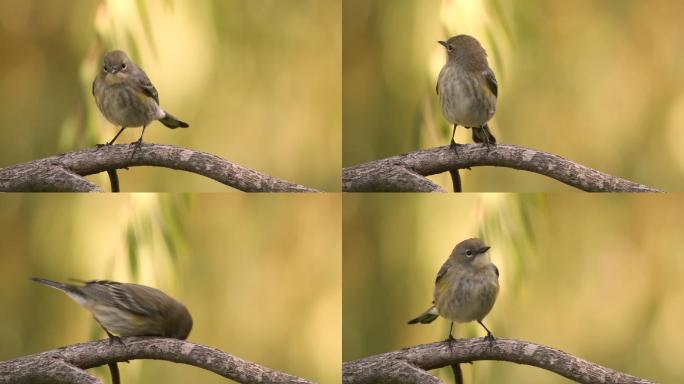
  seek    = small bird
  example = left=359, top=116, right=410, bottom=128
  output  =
left=408, top=238, right=499, bottom=340
left=92, top=50, right=189, bottom=146
left=31, top=277, right=193, bottom=340
left=437, top=35, right=498, bottom=147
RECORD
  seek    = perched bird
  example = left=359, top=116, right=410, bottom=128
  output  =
left=31, top=277, right=193, bottom=340
left=408, top=238, right=499, bottom=340
left=436, top=35, right=498, bottom=147
left=92, top=50, right=189, bottom=146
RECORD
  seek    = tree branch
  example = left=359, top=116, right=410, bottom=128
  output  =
left=342, top=144, right=661, bottom=192
left=342, top=338, right=654, bottom=384
left=0, top=143, right=320, bottom=192
left=0, top=337, right=314, bottom=384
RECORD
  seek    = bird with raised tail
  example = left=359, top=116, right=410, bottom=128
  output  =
left=92, top=50, right=189, bottom=146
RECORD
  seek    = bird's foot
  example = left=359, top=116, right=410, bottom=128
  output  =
left=484, top=332, right=496, bottom=344
left=482, top=136, right=496, bottom=149
left=449, top=140, right=463, bottom=151
left=108, top=335, right=124, bottom=346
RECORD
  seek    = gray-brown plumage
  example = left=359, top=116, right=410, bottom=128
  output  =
left=31, top=277, right=193, bottom=340
left=92, top=50, right=189, bottom=145
left=408, top=238, right=499, bottom=340
left=437, top=35, right=498, bottom=146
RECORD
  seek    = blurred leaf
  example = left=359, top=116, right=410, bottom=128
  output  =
left=125, top=30, right=142, bottom=65
left=134, top=0, right=158, bottom=59
left=488, top=0, right=515, bottom=48
left=158, top=195, right=190, bottom=263
left=126, top=224, right=139, bottom=280
left=411, top=102, right=424, bottom=147
left=141, top=214, right=154, bottom=240
left=484, top=27, right=504, bottom=81
left=161, top=224, right=178, bottom=261
left=161, top=0, right=175, bottom=11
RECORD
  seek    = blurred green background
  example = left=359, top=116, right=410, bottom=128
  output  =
left=343, top=193, right=684, bottom=383
left=0, top=194, right=341, bottom=383
left=343, top=0, right=684, bottom=191
left=0, top=0, right=341, bottom=191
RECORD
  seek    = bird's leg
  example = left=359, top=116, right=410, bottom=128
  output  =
left=478, top=124, right=496, bottom=149
left=445, top=321, right=458, bottom=358
left=449, top=125, right=460, bottom=150
left=94, top=318, right=123, bottom=346
left=100, top=126, right=127, bottom=147
left=105, top=331, right=123, bottom=346
left=482, top=128, right=492, bottom=148
left=94, top=318, right=131, bottom=369
left=477, top=320, right=495, bottom=343
left=133, top=125, right=147, bottom=147
left=447, top=321, right=455, bottom=341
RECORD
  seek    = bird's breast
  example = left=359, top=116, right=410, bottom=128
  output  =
left=434, top=266, right=499, bottom=323
left=93, top=82, right=159, bottom=127
left=438, top=66, right=496, bottom=127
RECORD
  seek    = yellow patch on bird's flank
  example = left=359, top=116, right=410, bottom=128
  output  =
left=134, top=90, right=151, bottom=104
left=479, top=80, right=496, bottom=100
left=435, top=279, right=449, bottom=296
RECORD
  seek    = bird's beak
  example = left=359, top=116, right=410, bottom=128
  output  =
left=438, top=40, right=448, bottom=48
left=109, top=69, right=119, bottom=75
left=477, top=246, right=491, bottom=255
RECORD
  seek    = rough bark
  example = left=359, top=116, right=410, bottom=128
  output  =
left=0, top=337, right=314, bottom=384
left=342, top=144, right=661, bottom=192
left=343, top=338, right=654, bottom=384
left=0, top=143, right=319, bottom=192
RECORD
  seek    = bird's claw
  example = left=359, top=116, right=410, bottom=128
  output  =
left=108, top=335, right=124, bottom=346
left=449, top=140, right=462, bottom=151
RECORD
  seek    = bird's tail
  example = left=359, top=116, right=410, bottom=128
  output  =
left=472, top=124, right=496, bottom=144
left=30, top=277, right=85, bottom=303
left=30, top=277, right=72, bottom=291
left=159, top=112, right=189, bottom=129
left=407, top=305, right=439, bottom=324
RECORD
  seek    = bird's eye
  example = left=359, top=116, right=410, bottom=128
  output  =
left=465, top=250, right=473, bottom=257
left=121, top=63, right=127, bottom=70
left=103, top=65, right=107, bottom=72
left=447, top=45, right=453, bottom=52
